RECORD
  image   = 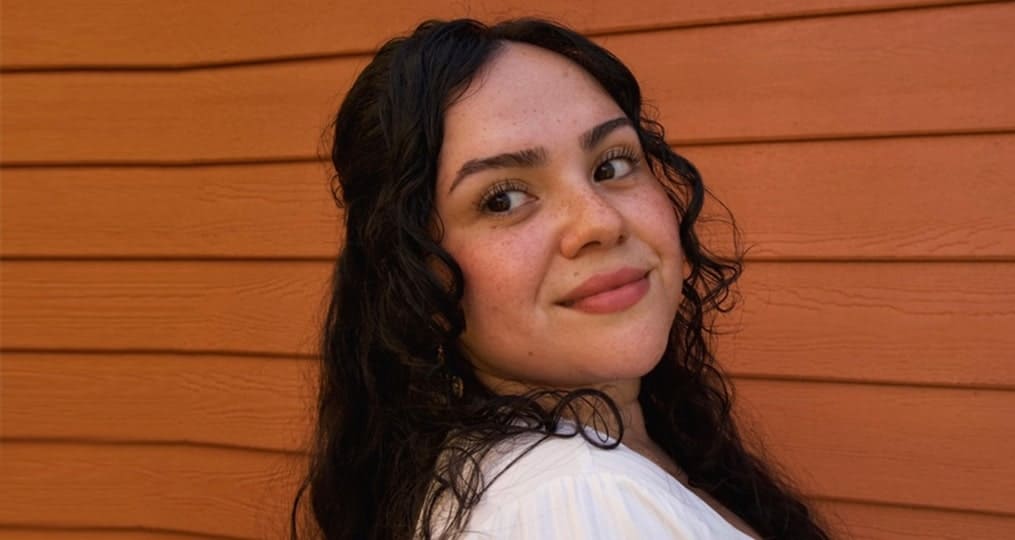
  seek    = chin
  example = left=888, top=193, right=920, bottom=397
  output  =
left=575, top=339, right=669, bottom=385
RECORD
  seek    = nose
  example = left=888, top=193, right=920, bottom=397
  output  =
left=558, top=184, right=627, bottom=259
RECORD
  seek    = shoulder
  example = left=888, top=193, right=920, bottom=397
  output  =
left=456, top=434, right=735, bottom=539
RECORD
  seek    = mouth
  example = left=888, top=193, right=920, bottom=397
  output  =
left=558, top=267, right=651, bottom=314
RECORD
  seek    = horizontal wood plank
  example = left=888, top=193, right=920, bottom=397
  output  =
left=734, top=379, right=1015, bottom=515
left=0, top=260, right=331, bottom=356
left=686, top=134, right=1015, bottom=260
left=720, top=261, right=1015, bottom=388
left=0, top=56, right=365, bottom=163
left=3, top=3, right=1014, bottom=163
left=813, top=499, right=1015, bottom=539
left=0, top=161, right=343, bottom=258
left=3, top=261, right=1012, bottom=388
left=0, top=531, right=219, bottom=540
left=0, top=442, right=301, bottom=539
left=3, top=134, right=1012, bottom=259
left=0, top=0, right=983, bottom=68
left=1, top=353, right=314, bottom=452
left=2, top=381, right=1011, bottom=533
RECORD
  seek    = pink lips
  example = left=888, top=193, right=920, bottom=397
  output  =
left=558, top=267, right=650, bottom=314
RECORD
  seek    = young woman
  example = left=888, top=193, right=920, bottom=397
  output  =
left=291, top=18, right=832, bottom=540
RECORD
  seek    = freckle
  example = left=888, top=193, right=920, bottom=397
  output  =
left=527, top=350, right=534, bottom=357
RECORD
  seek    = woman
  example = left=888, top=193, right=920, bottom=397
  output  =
left=291, top=18, right=831, bottom=540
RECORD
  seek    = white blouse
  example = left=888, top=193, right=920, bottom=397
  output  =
left=429, top=429, right=755, bottom=539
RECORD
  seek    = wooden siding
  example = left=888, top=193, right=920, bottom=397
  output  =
left=5, top=4, right=1015, bottom=164
left=0, top=0, right=989, bottom=68
left=2, top=1, right=1013, bottom=539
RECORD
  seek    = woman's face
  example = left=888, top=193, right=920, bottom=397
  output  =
left=434, top=43, right=685, bottom=394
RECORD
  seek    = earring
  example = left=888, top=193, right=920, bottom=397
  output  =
left=438, top=344, right=464, bottom=399
left=450, top=374, right=464, bottom=400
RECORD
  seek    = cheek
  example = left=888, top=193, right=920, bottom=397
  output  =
left=633, top=184, right=682, bottom=242
left=630, top=184, right=685, bottom=283
left=449, top=232, right=547, bottom=327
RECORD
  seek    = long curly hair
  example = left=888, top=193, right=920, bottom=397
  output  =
left=290, top=18, right=831, bottom=540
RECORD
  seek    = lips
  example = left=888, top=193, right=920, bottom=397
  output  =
left=558, top=267, right=650, bottom=313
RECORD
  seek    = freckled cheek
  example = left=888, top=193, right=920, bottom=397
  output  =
left=627, top=187, right=684, bottom=276
left=456, top=237, right=547, bottom=321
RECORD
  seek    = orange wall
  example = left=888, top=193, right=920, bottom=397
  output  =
left=2, top=1, right=1014, bottom=538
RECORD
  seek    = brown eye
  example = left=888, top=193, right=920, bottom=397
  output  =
left=485, top=192, right=513, bottom=213
left=594, top=157, right=634, bottom=181
left=478, top=182, right=532, bottom=215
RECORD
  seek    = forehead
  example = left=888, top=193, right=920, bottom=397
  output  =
left=437, top=43, right=625, bottom=180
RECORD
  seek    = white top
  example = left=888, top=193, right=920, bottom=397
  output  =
left=428, top=428, right=755, bottom=539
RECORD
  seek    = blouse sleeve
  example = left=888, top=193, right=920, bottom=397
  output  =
left=456, top=472, right=723, bottom=540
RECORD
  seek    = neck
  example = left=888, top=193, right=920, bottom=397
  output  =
left=554, top=379, right=657, bottom=452
left=605, top=380, right=670, bottom=463
left=474, top=373, right=657, bottom=448
left=613, top=385, right=653, bottom=448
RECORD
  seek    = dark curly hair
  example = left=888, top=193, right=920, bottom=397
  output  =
left=290, top=18, right=831, bottom=540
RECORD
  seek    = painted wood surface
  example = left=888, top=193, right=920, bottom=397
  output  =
left=1, top=0, right=985, bottom=67
left=4, top=3, right=1015, bottom=163
left=2, top=382, right=1012, bottom=534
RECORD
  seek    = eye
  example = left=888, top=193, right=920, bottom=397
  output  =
left=478, top=181, right=533, bottom=214
left=593, top=147, right=640, bottom=181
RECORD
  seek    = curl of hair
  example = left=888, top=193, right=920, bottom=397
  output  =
left=291, top=18, right=830, bottom=540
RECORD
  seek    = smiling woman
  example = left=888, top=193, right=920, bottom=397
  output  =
left=436, top=45, right=684, bottom=398
left=291, top=18, right=831, bottom=540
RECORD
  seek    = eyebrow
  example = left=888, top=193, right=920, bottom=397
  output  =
left=448, top=116, right=633, bottom=194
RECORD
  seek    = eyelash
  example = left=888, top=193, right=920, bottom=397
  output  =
left=599, top=145, right=641, bottom=171
left=475, top=145, right=643, bottom=215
